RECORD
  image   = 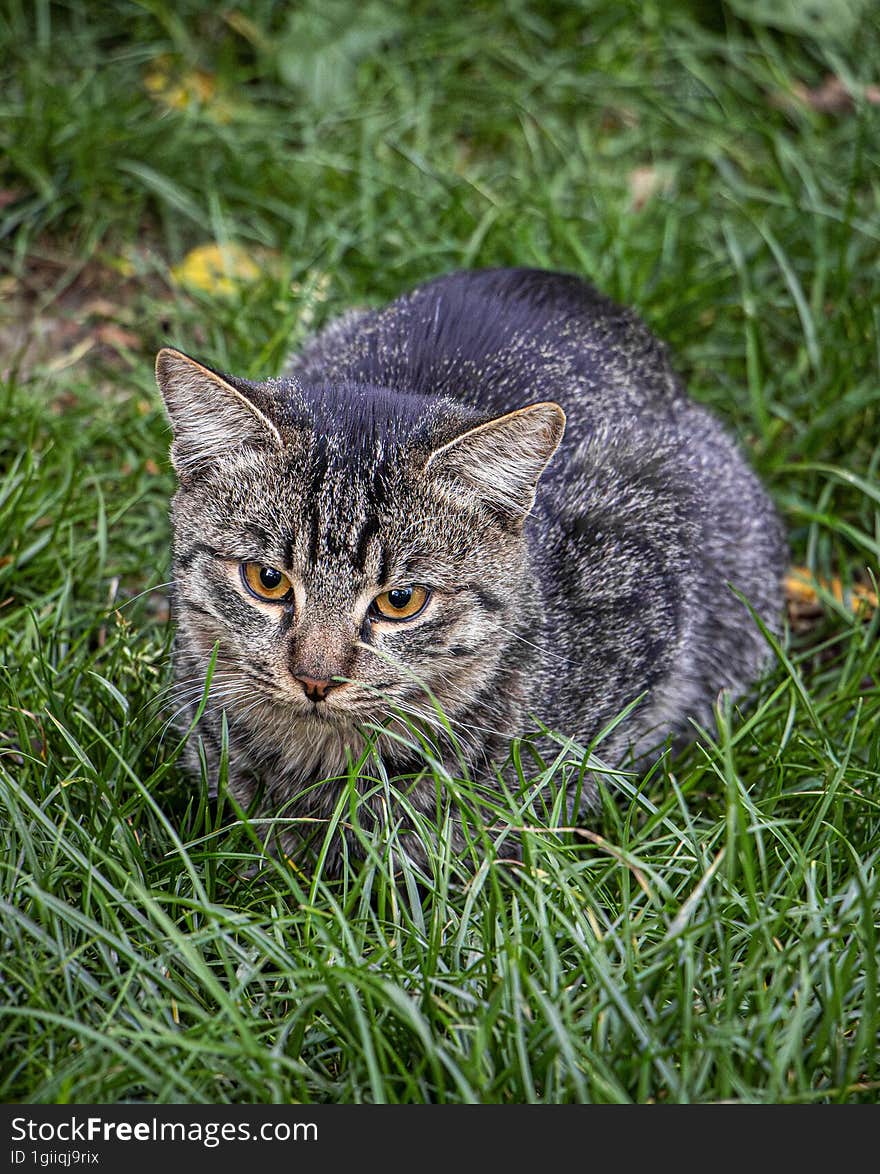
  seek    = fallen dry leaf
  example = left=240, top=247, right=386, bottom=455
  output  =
left=171, top=242, right=263, bottom=295
left=777, top=74, right=880, bottom=115
left=50, top=390, right=80, bottom=414
left=93, top=323, right=142, bottom=351
left=0, top=249, right=157, bottom=380
left=144, top=56, right=242, bottom=124
left=601, top=106, right=640, bottom=132
left=785, top=565, right=878, bottom=625
left=83, top=297, right=124, bottom=319
left=628, top=165, right=667, bottom=212
left=144, top=57, right=216, bottom=109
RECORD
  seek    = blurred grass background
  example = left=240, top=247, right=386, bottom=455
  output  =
left=0, top=0, right=878, bottom=1103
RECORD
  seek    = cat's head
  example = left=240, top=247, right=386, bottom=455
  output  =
left=156, top=347, right=564, bottom=737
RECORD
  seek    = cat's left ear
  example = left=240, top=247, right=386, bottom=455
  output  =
left=425, top=402, right=565, bottom=523
left=156, top=348, right=283, bottom=483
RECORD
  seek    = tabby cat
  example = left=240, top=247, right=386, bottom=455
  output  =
left=156, top=268, right=786, bottom=869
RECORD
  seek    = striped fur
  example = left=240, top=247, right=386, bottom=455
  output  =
left=156, top=268, right=786, bottom=871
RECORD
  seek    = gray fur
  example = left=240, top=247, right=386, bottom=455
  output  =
left=156, top=268, right=786, bottom=871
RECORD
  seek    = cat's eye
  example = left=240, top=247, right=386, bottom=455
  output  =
left=370, top=585, right=430, bottom=621
left=241, top=561, right=293, bottom=603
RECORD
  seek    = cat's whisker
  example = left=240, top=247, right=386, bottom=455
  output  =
left=151, top=675, right=242, bottom=719
left=493, top=624, right=589, bottom=669
left=148, top=667, right=237, bottom=703
left=403, top=665, right=529, bottom=745
left=157, top=703, right=204, bottom=748
left=334, top=657, right=500, bottom=759
left=158, top=685, right=278, bottom=751
left=155, top=688, right=245, bottom=744
left=112, top=579, right=178, bottom=613
left=386, top=701, right=479, bottom=762
left=154, top=678, right=255, bottom=740
left=438, top=708, right=520, bottom=746
left=163, top=680, right=242, bottom=708
left=148, top=686, right=224, bottom=731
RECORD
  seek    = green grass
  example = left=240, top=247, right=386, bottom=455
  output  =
left=1, top=0, right=879, bottom=1103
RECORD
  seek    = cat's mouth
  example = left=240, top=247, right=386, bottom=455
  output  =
left=305, top=700, right=340, bottom=720
left=293, top=693, right=365, bottom=723
left=294, top=695, right=408, bottom=732
left=266, top=676, right=406, bottom=724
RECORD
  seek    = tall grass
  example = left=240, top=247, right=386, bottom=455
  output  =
left=1, top=0, right=878, bottom=1102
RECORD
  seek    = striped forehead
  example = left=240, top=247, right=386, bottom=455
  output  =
left=232, top=380, right=455, bottom=592
left=283, top=379, right=442, bottom=453
left=289, top=446, right=397, bottom=592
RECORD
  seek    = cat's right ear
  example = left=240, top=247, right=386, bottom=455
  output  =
left=155, top=348, right=283, bottom=483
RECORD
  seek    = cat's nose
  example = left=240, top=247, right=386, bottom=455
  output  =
left=293, top=674, right=341, bottom=703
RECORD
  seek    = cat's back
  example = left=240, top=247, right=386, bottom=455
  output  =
left=286, top=267, right=686, bottom=432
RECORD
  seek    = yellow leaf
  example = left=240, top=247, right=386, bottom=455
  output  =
left=785, top=565, right=877, bottom=615
left=144, top=56, right=216, bottom=110
left=171, top=243, right=263, bottom=296
left=144, top=56, right=240, bottom=123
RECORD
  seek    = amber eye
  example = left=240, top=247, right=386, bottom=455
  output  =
left=370, top=585, right=430, bottom=621
left=241, top=561, right=293, bottom=603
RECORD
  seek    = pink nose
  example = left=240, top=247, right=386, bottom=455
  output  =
left=293, top=675, right=339, bottom=703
